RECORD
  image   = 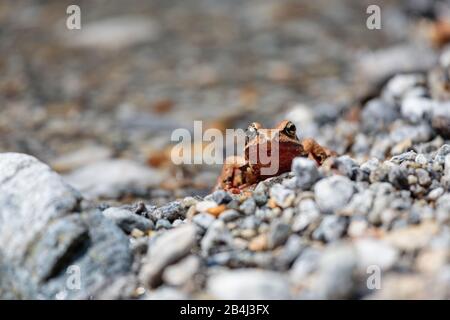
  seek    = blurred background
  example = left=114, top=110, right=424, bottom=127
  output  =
left=0, top=0, right=448, bottom=204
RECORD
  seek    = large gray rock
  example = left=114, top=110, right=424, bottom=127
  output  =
left=0, top=153, right=132, bottom=299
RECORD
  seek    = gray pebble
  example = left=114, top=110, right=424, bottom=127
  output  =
left=193, top=213, right=216, bottom=230
left=155, top=218, right=172, bottom=230
left=207, top=269, right=291, bottom=299
left=292, top=157, right=319, bottom=189
left=416, top=168, right=431, bottom=186
left=314, top=176, right=355, bottom=213
left=162, top=255, right=200, bottom=286
left=270, top=184, right=295, bottom=208
left=201, top=220, right=233, bottom=255
left=239, top=197, right=256, bottom=215
left=212, top=190, right=232, bottom=205
left=314, top=244, right=357, bottom=299
left=253, top=191, right=268, bottom=206
left=388, top=165, right=409, bottom=189
left=103, top=207, right=154, bottom=233
left=219, top=209, right=241, bottom=222
left=153, top=201, right=186, bottom=222
left=139, top=224, right=197, bottom=288
left=313, top=215, right=348, bottom=242
left=268, top=221, right=290, bottom=249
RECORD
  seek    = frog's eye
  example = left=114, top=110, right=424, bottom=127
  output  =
left=283, top=121, right=297, bottom=137
left=245, top=123, right=258, bottom=143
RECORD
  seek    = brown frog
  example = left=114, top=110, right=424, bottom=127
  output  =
left=215, top=120, right=335, bottom=193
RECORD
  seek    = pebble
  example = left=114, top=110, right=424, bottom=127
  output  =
left=422, top=190, right=437, bottom=208
left=253, top=191, right=268, bottom=206
left=390, top=150, right=417, bottom=163
left=200, top=220, right=233, bottom=255
left=64, top=159, right=166, bottom=200
left=269, top=184, right=295, bottom=208
left=434, top=144, right=450, bottom=164
left=291, top=157, right=319, bottom=189
left=162, top=255, right=200, bottom=286
left=360, top=158, right=380, bottom=174
left=195, top=200, right=218, bottom=213
left=267, top=221, right=290, bottom=249
left=153, top=201, right=186, bottom=222
left=103, top=207, right=154, bottom=233
left=275, top=234, right=306, bottom=268
left=207, top=204, right=227, bottom=217
left=212, top=190, right=232, bottom=205
left=416, top=168, right=431, bottom=186
left=155, top=219, right=172, bottom=230
left=314, top=244, right=357, bottom=299
left=314, top=176, right=355, bottom=213
left=50, top=145, right=112, bottom=173
left=384, top=222, right=439, bottom=251
left=347, top=218, right=369, bottom=238
left=207, top=269, right=291, bottom=299
left=446, top=154, right=450, bottom=176
left=219, top=209, right=241, bottom=222
left=385, top=73, right=424, bottom=99
left=193, top=213, right=216, bottom=230
left=333, top=156, right=359, bottom=179
left=312, top=215, right=348, bottom=242
left=401, top=97, right=433, bottom=122
left=239, top=197, right=256, bottom=215
left=292, top=199, right=321, bottom=232
left=388, top=165, right=409, bottom=189
left=62, top=15, right=160, bottom=50
left=139, top=224, right=197, bottom=288
left=354, top=238, right=399, bottom=271
left=145, top=287, right=189, bottom=300
left=290, top=248, right=322, bottom=283
left=415, top=153, right=429, bottom=165
left=248, top=234, right=268, bottom=252
left=361, top=99, right=398, bottom=132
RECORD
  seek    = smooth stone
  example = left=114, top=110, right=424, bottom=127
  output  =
left=207, top=269, right=291, bottom=299
left=64, top=159, right=166, bottom=200
left=103, top=207, right=153, bottom=233
left=162, top=255, right=200, bottom=286
left=291, top=157, right=319, bottom=189
left=354, top=238, right=399, bottom=271
left=139, top=224, right=197, bottom=288
left=193, top=213, right=216, bottom=230
left=270, top=184, right=295, bottom=208
left=314, top=176, right=355, bottom=213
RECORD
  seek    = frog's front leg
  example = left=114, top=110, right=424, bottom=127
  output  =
left=301, top=138, right=336, bottom=165
left=214, top=156, right=258, bottom=193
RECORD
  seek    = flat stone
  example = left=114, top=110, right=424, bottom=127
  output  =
left=64, top=159, right=166, bottom=200
left=103, top=207, right=153, bottom=233
left=207, top=269, right=291, bottom=299
left=139, top=224, right=197, bottom=288
left=314, top=176, right=355, bottom=213
left=60, top=15, right=160, bottom=50
left=291, top=157, right=319, bottom=189
left=162, top=255, right=200, bottom=287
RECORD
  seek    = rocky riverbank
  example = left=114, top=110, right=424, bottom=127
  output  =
left=1, top=0, right=450, bottom=300
left=1, top=49, right=450, bottom=298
